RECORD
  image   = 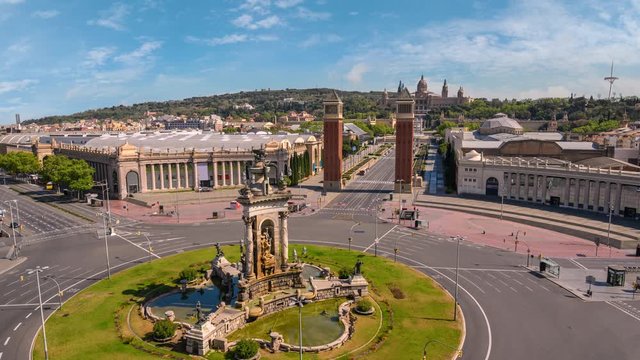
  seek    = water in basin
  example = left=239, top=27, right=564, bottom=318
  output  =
left=147, top=284, right=227, bottom=324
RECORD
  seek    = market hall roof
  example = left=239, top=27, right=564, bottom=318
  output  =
left=80, top=131, right=318, bottom=153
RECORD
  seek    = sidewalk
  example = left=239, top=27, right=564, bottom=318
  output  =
left=381, top=199, right=635, bottom=259
left=110, top=171, right=338, bottom=224
left=0, top=256, right=27, bottom=275
left=536, top=267, right=640, bottom=302
left=415, top=194, right=640, bottom=249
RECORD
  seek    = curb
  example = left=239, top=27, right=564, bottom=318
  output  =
left=0, top=256, right=27, bottom=276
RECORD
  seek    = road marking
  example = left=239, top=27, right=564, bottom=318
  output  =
left=524, top=285, right=534, bottom=292
left=5, top=289, right=16, bottom=296
left=13, top=322, right=21, bottom=331
left=115, top=234, right=161, bottom=258
left=3, top=337, right=9, bottom=346
left=569, top=258, right=588, bottom=270
left=607, top=301, right=640, bottom=322
left=363, top=225, right=398, bottom=252
left=0, top=351, right=3, bottom=359
left=25, top=313, right=31, bottom=319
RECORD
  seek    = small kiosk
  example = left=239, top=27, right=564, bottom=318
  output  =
left=539, top=258, right=560, bottom=278
left=606, top=265, right=626, bottom=286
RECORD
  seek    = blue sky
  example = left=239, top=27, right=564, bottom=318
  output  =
left=1, top=0, right=640, bottom=122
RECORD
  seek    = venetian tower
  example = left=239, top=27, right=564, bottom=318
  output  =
left=323, top=91, right=344, bottom=192
left=394, top=88, right=415, bottom=193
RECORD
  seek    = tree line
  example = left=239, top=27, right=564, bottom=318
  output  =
left=0, top=152, right=95, bottom=196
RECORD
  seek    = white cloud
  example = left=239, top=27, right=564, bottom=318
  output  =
left=337, top=0, right=640, bottom=98
left=238, top=0, right=272, bottom=15
left=84, top=47, right=116, bottom=67
left=232, top=14, right=282, bottom=29
left=294, top=7, right=330, bottom=21
left=87, top=3, right=129, bottom=31
left=32, top=10, right=60, bottom=19
left=7, top=39, right=30, bottom=54
left=186, top=33, right=278, bottom=46
left=300, top=33, right=341, bottom=48
left=275, top=0, right=302, bottom=8
left=115, top=41, right=162, bottom=64
left=349, top=11, right=358, bottom=16
left=346, top=63, right=368, bottom=84
left=0, top=79, right=37, bottom=94
left=0, top=0, right=24, bottom=4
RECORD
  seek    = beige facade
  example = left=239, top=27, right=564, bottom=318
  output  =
left=2, top=132, right=322, bottom=199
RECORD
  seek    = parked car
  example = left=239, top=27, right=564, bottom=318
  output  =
left=9, top=222, right=19, bottom=228
left=197, top=187, right=212, bottom=192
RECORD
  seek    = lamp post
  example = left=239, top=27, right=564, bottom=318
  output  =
left=607, top=203, right=614, bottom=257
left=396, top=233, right=413, bottom=262
left=137, top=231, right=153, bottom=262
left=3, top=200, right=18, bottom=260
left=27, top=266, right=50, bottom=360
left=349, top=221, right=360, bottom=252
left=293, top=296, right=304, bottom=360
left=45, top=275, right=63, bottom=310
left=374, top=197, right=382, bottom=255
left=98, top=211, right=112, bottom=279
left=501, top=179, right=515, bottom=220
left=453, top=235, right=462, bottom=321
left=95, top=180, right=113, bottom=235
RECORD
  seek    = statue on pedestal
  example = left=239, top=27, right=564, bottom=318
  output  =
left=260, top=232, right=276, bottom=276
left=215, top=242, right=224, bottom=257
left=354, top=259, right=363, bottom=275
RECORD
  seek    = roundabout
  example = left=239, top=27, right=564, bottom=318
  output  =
left=32, top=244, right=463, bottom=359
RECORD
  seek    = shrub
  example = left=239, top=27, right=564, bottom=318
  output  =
left=338, top=267, right=351, bottom=279
left=152, top=319, right=176, bottom=340
left=179, top=268, right=199, bottom=282
left=356, top=299, right=373, bottom=312
left=234, top=339, right=259, bottom=359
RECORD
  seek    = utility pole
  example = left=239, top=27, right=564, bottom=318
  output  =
left=453, top=235, right=461, bottom=321
left=607, top=204, right=613, bottom=257
left=27, top=266, right=50, bottom=360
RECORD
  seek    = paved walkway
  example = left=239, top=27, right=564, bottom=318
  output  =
left=536, top=267, right=640, bottom=302
left=415, top=194, right=640, bottom=249
left=110, top=172, right=341, bottom=224
left=381, top=197, right=636, bottom=259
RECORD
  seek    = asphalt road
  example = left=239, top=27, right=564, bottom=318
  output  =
left=1, top=148, right=640, bottom=359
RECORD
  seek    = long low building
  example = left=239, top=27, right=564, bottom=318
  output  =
left=448, top=114, right=640, bottom=218
left=0, top=131, right=323, bottom=199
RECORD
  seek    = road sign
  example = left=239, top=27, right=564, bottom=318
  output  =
left=585, top=275, right=595, bottom=284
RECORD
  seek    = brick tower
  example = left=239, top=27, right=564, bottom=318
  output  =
left=323, top=91, right=344, bottom=192
left=395, top=88, right=414, bottom=193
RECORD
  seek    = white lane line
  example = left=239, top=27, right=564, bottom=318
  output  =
left=0, top=351, right=3, bottom=359
left=569, top=258, right=588, bottom=270
left=607, top=301, right=640, bottom=322
left=25, top=313, right=32, bottom=319
left=13, top=322, right=21, bottom=331
left=5, top=289, right=16, bottom=296
left=524, top=285, right=534, bottom=292
left=363, top=225, right=398, bottom=252
left=115, top=234, right=161, bottom=259
left=3, top=337, right=9, bottom=346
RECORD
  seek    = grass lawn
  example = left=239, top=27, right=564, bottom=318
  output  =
left=33, top=244, right=461, bottom=360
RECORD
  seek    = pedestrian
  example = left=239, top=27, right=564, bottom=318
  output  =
left=482, top=230, right=486, bottom=235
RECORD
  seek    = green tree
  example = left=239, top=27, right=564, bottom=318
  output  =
left=41, top=155, right=71, bottom=190
left=65, top=159, right=95, bottom=196
left=152, top=319, right=176, bottom=340
left=1, top=151, right=40, bottom=175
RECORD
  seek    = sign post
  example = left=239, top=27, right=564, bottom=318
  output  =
left=585, top=275, right=595, bottom=297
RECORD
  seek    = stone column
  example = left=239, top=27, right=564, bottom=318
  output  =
left=176, top=162, right=182, bottom=188
left=213, top=161, right=218, bottom=188
left=222, top=161, right=227, bottom=186
left=604, top=182, right=611, bottom=213
left=237, top=161, right=242, bottom=185
left=594, top=181, right=601, bottom=212
left=280, top=211, right=289, bottom=271
left=615, top=183, right=622, bottom=215
left=168, top=163, right=173, bottom=189
left=574, top=180, right=581, bottom=209
left=563, top=177, right=570, bottom=206
left=532, top=175, right=539, bottom=202
left=159, top=164, right=165, bottom=189
left=191, top=162, right=197, bottom=189
left=243, top=216, right=255, bottom=280
left=151, top=164, right=156, bottom=190
left=541, top=176, right=548, bottom=204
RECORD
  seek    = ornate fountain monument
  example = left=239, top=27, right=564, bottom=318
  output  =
left=183, top=148, right=369, bottom=356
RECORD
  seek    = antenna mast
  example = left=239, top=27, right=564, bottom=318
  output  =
left=604, top=61, right=619, bottom=100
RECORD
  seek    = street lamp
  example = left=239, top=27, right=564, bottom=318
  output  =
left=452, top=235, right=463, bottom=321
left=137, top=231, right=153, bottom=262
left=293, top=296, right=305, bottom=360
left=95, top=180, right=113, bottom=235
left=396, top=233, right=413, bottom=262
left=501, top=179, right=515, bottom=220
left=349, top=221, right=360, bottom=252
left=607, top=203, right=614, bottom=257
left=373, top=197, right=383, bottom=256
left=44, top=275, right=63, bottom=310
left=26, top=266, right=50, bottom=360
left=97, top=211, right=112, bottom=279
left=3, top=200, right=19, bottom=260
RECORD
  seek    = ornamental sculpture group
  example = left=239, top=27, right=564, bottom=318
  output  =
left=183, top=149, right=369, bottom=356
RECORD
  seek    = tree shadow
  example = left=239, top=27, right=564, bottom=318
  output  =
left=122, top=282, right=174, bottom=302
